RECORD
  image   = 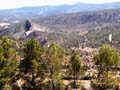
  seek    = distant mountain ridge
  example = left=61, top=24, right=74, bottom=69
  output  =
left=1, top=2, right=120, bottom=22
left=0, top=8, right=120, bottom=48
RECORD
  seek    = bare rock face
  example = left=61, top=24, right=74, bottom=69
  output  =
left=23, top=19, right=47, bottom=36
left=24, top=19, right=32, bottom=31
left=20, top=19, right=48, bottom=43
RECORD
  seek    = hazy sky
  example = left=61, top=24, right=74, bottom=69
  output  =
left=0, top=0, right=120, bottom=10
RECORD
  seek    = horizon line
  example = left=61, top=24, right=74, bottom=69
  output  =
left=0, top=1, right=120, bottom=10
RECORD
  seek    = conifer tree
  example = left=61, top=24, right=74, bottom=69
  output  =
left=46, top=43, right=65, bottom=90
left=69, top=50, right=83, bottom=88
left=20, top=38, right=42, bottom=90
left=93, top=44, right=120, bottom=88
left=0, top=36, right=18, bottom=89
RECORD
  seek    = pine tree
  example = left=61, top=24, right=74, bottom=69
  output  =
left=93, top=44, right=120, bottom=88
left=0, top=36, right=18, bottom=89
left=20, top=38, right=42, bottom=90
left=69, top=50, right=83, bottom=89
left=45, top=43, right=65, bottom=90
left=94, top=45, right=120, bottom=77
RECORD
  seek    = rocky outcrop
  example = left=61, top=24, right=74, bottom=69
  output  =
left=24, top=19, right=32, bottom=31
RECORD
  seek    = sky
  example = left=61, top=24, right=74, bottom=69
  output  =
left=0, top=0, right=120, bottom=10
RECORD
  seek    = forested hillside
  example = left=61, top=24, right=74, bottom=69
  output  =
left=0, top=9, right=120, bottom=48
